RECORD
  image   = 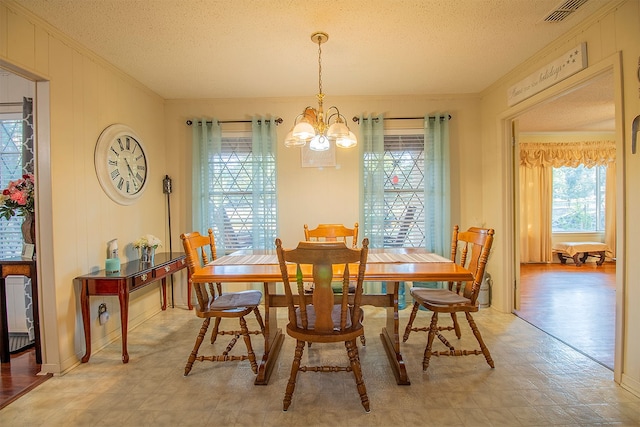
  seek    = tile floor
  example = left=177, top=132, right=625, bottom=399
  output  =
left=1, top=305, right=640, bottom=426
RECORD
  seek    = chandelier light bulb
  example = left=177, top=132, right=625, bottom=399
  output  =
left=336, top=131, right=357, bottom=149
left=284, top=130, right=306, bottom=147
left=292, top=121, right=315, bottom=140
left=309, top=134, right=330, bottom=151
left=327, top=120, right=349, bottom=139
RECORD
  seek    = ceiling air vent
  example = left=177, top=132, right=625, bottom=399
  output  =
left=544, top=0, right=589, bottom=22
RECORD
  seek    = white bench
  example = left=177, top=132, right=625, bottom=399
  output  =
left=552, top=242, right=610, bottom=266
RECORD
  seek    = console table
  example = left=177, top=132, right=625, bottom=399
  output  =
left=0, top=257, right=40, bottom=364
left=77, top=252, right=186, bottom=363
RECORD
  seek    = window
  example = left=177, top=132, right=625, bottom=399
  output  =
left=364, top=131, right=425, bottom=247
left=0, top=115, right=24, bottom=256
left=208, top=132, right=277, bottom=252
left=552, top=165, right=606, bottom=232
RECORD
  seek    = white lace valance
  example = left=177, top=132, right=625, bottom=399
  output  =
left=520, top=140, right=616, bottom=168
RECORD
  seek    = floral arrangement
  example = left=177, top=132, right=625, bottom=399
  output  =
left=133, top=234, right=162, bottom=249
left=0, top=174, right=35, bottom=220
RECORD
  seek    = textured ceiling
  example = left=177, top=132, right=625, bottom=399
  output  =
left=10, top=0, right=616, bottom=132
left=517, top=70, right=615, bottom=133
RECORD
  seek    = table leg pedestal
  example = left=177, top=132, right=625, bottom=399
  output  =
left=255, top=328, right=283, bottom=385
left=380, top=281, right=410, bottom=385
left=255, top=281, right=283, bottom=385
left=380, top=328, right=410, bottom=385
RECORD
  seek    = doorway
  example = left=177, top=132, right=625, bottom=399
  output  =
left=511, top=68, right=618, bottom=370
left=0, top=67, right=49, bottom=409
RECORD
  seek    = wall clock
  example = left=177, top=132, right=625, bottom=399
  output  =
left=94, top=124, right=149, bottom=205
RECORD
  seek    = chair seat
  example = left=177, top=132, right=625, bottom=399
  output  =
left=295, top=304, right=353, bottom=330
left=288, top=306, right=364, bottom=343
left=210, top=289, right=262, bottom=310
left=410, top=287, right=471, bottom=306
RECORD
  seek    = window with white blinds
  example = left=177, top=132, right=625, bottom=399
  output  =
left=365, top=132, right=426, bottom=247
left=0, top=116, right=25, bottom=257
left=208, top=133, right=277, bottom=252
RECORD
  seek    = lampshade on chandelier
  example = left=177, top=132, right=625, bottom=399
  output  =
left=284, top=32, right=357, bottom=151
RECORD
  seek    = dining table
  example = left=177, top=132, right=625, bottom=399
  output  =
left=189, top=247, right=474, bottom=385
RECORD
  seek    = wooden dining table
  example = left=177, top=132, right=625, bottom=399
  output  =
left=190, top=247, right=474, bottom=386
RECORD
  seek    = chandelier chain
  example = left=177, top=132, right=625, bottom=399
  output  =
left=317, top=36, right=323, bottom=96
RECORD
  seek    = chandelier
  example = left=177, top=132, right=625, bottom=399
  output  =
left=284, top=32, right=357, bottom=151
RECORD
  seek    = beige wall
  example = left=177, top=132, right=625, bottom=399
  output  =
left=164, top=95, right=484, bottom=304
left=1, top=2, right=168, bottom=373
left=479, top=0, right=639, bottom=393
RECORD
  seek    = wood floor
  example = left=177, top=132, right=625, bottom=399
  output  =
left=0, top=347, right=50, bottom=410
left=515, top=261, right=615, bottom=370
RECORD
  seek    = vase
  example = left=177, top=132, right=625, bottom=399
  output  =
left=21, top=212, right=36, bottom=244
left=140, top=246, right=155, bottom=264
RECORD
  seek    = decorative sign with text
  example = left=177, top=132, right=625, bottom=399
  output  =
left=507, top=43, right=587, bottom=106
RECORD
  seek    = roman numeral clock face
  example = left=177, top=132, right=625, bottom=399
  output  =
left=95, top=124, right=149, bottom=205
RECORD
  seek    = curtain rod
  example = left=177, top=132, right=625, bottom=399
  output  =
left=186, top=118, right=282, bottom=126
left=352, top=115, right=452, bottom=124
left=0, top=102, right=23, bottom=106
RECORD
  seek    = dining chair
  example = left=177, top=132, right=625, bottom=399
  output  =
left=304, top=222, right=359, bottom=248
left=275, top=238, right=371, bottom=412
left=180, top=229, right=265, bottom=376
left=303, top=222, right=365, bottom=345
left=402, top=225, right=495, bottom=371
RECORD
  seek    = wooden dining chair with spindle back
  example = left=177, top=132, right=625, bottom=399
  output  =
left=303, top=222, right=359, bottom=248
left=180, top=229, right=265, bottom=376
left=275, top=238, right=371, bottom=412
left=402, top=225, right=495, bottom=371
left=303, top=222, right=365, bottom=345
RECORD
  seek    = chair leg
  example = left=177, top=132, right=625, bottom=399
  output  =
left=403, top=302, right=421, bottom=342
left=359, top=311, right=366, bottom=346
left=465, top=312, right=495, bottom=368
left=210, top=317, right=221, bottom=344
left=283, top=340, right=306, bottom=411
left=346, top=339, right=370, bottom=413
left=185, top=317, right=210, bottom=376
left=451, top=313, right=461, bottom=339
left=239, top=316, right=258, bottom=374
left=423, top=312, right=439, bottom=371
left=253, top=307, right=265, bottom=335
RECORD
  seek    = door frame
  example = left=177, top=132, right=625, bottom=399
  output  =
left=498, top=52, right=625, bottom=383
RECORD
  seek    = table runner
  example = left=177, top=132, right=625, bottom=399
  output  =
left=209, top=252, right=451, bottom=266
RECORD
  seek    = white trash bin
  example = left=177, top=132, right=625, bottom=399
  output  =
left=478, top=273, right=492, bottom=308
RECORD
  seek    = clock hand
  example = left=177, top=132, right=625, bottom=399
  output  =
left=124, top=158, right=139, bottom=191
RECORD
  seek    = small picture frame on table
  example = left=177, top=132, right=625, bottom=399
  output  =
left=21, top=243, right=35, bottom=260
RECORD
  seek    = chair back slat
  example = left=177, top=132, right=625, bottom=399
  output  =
left=276, top=239, right=369, bottom=334
left=180, top=229, right=221, bottom=312
left=304, top=223, right=359, bottom=248
left=448, top=227, right=494, bottom=303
